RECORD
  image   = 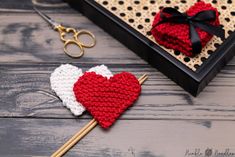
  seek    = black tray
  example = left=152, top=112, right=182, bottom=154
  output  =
left=66, top=0, right=235, bottom=96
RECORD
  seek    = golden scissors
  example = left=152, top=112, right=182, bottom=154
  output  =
left=34, top=7, right=96, bottom=58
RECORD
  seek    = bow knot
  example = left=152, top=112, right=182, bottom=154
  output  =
left=186, top=15, right=193, bottom=21
left=152, top=7, right=225, bottom=55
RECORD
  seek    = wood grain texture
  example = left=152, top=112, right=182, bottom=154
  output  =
left=0, top=118, right=235, bottom=157
left=0, top=64, right=235, bottom=120
left=0, top=13, right=146, bottom=64
left=0, top=0, right=235, bottom=156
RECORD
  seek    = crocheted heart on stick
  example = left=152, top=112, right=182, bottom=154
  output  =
left=151, top=1, right=220, bottom=56
left=73, top=72, right=141, bottom=128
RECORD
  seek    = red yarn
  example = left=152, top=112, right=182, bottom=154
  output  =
left=151, top=1, right=220, bottom=57
left=73, top=72, right=141, bottom=129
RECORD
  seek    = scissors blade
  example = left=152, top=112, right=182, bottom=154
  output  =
left=34, top=7, right=60, bottom=28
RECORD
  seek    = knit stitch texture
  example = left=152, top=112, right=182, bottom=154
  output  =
left=73, top=72, right=141, bottom=129
left=151, top=1, right=220, bottom=57
left=50, top=64, right=113, bottom=116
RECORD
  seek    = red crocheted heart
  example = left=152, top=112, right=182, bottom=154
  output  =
left=73, top=72, right=141, bottom=129
left=151, top=1, right=220, bottom=57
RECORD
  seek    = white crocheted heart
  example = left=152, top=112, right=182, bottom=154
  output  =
left=50, top=64, right=113, bottom=116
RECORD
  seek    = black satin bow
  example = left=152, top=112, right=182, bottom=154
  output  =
left=152, top=7, right=225, bottom=55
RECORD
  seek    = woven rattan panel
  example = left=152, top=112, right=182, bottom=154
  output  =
left=96, top=0, right=235, bottom=71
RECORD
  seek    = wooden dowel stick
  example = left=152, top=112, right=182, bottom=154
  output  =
left=138, top=74, right=147, bottom=82
left=55, top=121, right=98, bottom=157
left=51, top=74, right=148, bottom=157
left=139, top=74, right=148, bottom=84
left=51, top=119, right=96, bottom=157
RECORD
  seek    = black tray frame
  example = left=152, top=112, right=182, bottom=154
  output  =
left=66, top=0, right=235, bottom=96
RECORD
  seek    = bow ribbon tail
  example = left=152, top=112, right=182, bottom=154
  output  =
left=151, top=16, right=188, bottom=31
left=189, top=22, right=202, bottom=54
left=193, top=22, right=225, bottom=40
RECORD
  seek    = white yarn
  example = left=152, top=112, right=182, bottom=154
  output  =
left=88, top=64, right=113, bottom=79
left=50, top=64, right=113, bottom=116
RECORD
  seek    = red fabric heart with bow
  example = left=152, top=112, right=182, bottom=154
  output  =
left=73, top=72, right=141, bottom=129
left=151, top=1, right=220, bottom=57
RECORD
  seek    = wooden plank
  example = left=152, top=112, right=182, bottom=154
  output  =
left=0, top=118, right=235, bottom=157
left=0, top=13, right=234, bottom=66
left=0, top=0, right=71, bottom=13
left=0, top=13, right=147, bottom=64
left=0, top=64, right=235, bottom=120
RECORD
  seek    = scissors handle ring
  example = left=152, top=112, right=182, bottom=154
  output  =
left=63, top=40, right=84, bottom=58
left=75, top=30, right=96, bottom=48
left=56, top=25, right=95, bottom=58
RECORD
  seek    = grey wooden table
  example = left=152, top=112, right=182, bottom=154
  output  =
left=0, top=0, right=235, bottom=157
